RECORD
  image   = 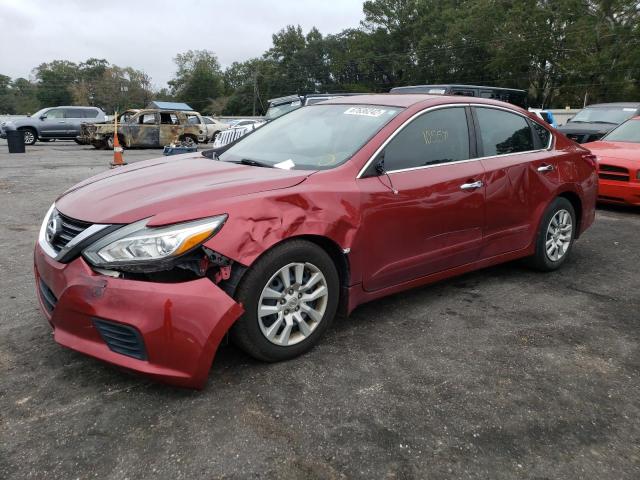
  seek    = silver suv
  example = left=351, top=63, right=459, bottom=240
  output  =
left=0, top=106, right=107, bottom=145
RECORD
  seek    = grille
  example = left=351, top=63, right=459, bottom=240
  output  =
left=93, top=319, right=147, bottom=360
left=599, top=164, right=630, bottom=182
left=49, top=212, right=92, bottom=253
left=213, top=126, right=251, bottom=148
left=38, top=279, right=58, bottom=313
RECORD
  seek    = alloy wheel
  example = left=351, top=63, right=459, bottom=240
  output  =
left=23, top=130, right=35, bottom=144
left=257, top=262, right=329, bottom=346
left=545, top=209, right=573, bottom=261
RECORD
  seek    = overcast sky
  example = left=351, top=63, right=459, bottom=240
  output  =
left=0, top=0, right=365, bottom=89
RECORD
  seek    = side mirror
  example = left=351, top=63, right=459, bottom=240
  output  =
left=567, top=116, right=573, bottom=122
left=39, top=115, right=46, bottom=120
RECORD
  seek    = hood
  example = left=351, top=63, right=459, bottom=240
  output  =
left=55, top=153, right=314, bottom=225
left=556, top=122, right=613, bottom=135
left=584, top=141, right=640, bottom=165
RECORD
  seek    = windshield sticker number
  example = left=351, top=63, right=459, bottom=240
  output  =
left=344, top=107, right=387, bottom=117
left=274, top=159, right=295, bottom=170
left=423, top=129, right=448, bottom=144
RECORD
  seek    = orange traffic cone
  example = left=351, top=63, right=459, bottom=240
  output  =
left=110, top=112, right=127, bottom=168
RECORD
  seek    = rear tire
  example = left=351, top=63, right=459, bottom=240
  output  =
left=230, top=240, right=340, bottom=362
left=180, top=135, right=197, bottom=148
left=527, top=197, right=576, bottom=271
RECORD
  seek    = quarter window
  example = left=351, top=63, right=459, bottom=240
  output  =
left=531, top=121, right=551, bottom=147
left=383, top=107, right=471, bottom=171
left=475, top=107, right=534, bottom=156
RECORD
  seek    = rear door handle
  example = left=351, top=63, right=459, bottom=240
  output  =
left=537, top=164, right=554, bottom=172
left=460, top=180, right=483, bottom=190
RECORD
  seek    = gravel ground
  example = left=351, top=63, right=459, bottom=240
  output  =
left=1, top=140, right=639, bottom=479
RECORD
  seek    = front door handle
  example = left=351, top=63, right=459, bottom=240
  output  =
left=57, top=121, right=66, bottom=123
left=460, top=180, right=483, bottom=190
left=537, top=164, right=554, bottom=172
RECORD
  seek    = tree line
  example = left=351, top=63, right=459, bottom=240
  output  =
left=2, top=0, right=639, bottom=116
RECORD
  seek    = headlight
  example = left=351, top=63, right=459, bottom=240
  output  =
left=83, top=215, right=227, bottom=267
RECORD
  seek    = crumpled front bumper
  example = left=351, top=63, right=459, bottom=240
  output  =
left=34, top=244, right=244, bottom=389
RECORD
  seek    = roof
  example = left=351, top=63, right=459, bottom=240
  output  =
left=318, top=93, right=447, bottom=108
left=586, top=103, right=640, bottom=108
left=318, top=93, right=531, bottom=113
left=391, top=84, right=526, bottom=94
left=147, top=101, right=193, bottom=111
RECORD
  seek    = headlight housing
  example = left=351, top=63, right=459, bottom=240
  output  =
left=83, top=215, right=227, bottom=268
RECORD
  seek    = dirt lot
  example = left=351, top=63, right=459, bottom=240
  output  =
left=1, top=140, right=639, bottom=480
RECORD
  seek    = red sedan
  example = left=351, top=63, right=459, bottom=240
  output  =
left=34, top=95, right=597, bottom=389
left=585, top=116, right=640, bottom=206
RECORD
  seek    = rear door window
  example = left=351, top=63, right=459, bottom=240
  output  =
left=160, top=112, right=180, bottom=125
left=139, top=113, right=158, bottom=124
left=64, top=108, right=88, bottom=119
left=384, top=107, right=471, bottom=171
left=475, top=107, right=534, bottom=156
left=186, top=114, right=201, bottom=125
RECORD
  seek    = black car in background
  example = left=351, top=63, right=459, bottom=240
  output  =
left=389, top=84, right=528, bottom=109
left=556, top=102, right=640, bottom=144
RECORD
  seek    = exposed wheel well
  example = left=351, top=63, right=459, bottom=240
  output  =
left=222, top=235, right=351, bottom=314
left=180, top=133, right=198, bottom=142
left=558, top=191, right=582, bottom=237
left=17, top=126, right=37, bottom=135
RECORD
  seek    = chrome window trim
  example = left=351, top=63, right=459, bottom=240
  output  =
left=356, top=103, right=554, bottom=178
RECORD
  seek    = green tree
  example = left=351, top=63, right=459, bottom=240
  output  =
left=33, top=60, right=78, bottom=106
left=169, top=50, right=224, bottom=113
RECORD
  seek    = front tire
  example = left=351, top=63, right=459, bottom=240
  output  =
left=231, top=240, right=340, bottom=362
left=527, top=197, right=576, bottom=271
left=21, top=128, right=37, bottom=145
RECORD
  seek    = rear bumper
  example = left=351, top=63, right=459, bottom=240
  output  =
left=598, top=180, right=640, bottom=206
left=34, top=244, right=244, bottom=389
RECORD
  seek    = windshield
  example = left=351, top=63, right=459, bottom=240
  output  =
left=219, top=104, right=402, bottom=170
left=264, top=101, right=302, bottom=120
left=570, top=107, right=637, bottom=124
left=31, top=108, right=48, bottom=118
left=602, top=118, right=640, bottom=143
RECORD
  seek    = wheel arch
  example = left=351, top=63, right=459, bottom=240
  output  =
left=17, top=125, right=38, bottom=136
left=557, top=190, right=583, bottom=238
left=222, top=234, right=351, bottom=315
left=180, top=133, right=198, bottom=143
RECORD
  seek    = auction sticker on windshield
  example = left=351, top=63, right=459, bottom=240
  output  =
left=344, top=107, right=387, bottom=117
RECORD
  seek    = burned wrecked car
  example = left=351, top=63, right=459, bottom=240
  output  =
left=82, top=109, right=207, bottom=149
left=34, top=94, right=596, bottom=389
left=77, top=109, right=140, bottom=145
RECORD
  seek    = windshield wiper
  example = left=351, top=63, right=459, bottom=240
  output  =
left=591, top=121, right=618, bottom=125
left=239, top=158, right=274, bottom=168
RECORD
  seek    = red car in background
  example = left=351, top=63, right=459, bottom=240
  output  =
left=585, top=116, right=640, bottom=206
left=34, top=94, right=598, bottom=389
